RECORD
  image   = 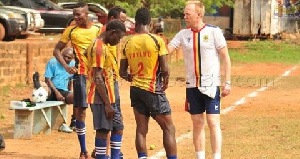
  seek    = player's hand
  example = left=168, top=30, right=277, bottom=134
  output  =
left=221, top=81, right=231, bottom=97
left=126, top=74, right=132, bottom=82
left=162, top=76, right=169, bottom=91
left=66, top=66, right=77, bottom=74
left=104, top=104, right=115, bottom=120
left=55, top=92, right=65, bottom=101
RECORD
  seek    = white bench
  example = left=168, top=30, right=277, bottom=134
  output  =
left=9, top=101, right=68, bottom=139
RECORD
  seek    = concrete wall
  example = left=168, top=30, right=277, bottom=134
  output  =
left=0, top=41, right=56, bottom=87
left=204, top=16, right=231, bottom=30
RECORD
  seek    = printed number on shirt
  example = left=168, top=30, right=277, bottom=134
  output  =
left=137, top=62, right=144, bottom=77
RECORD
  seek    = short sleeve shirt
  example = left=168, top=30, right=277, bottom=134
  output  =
left=60, top=23, right=102, bottom=75
left=169, top=24, right=227, bottom=88
left=86, top=38, right=116, bottom=104
left=122, top=33, right=168, bottom=93
left=44, top=57, right=75, bottom=91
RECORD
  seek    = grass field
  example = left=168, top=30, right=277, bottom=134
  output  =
left=229, top=40, right=300, bottom=64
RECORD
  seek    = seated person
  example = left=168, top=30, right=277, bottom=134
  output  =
left=33, top=48, right=76, bottom=132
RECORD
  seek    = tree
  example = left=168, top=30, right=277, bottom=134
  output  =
left=50, top=0, right=58, bottom=3
left=56, top=0, right=234, bottom=18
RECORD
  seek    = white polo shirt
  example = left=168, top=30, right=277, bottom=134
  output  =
left=169, top=24, right=226, bottom=88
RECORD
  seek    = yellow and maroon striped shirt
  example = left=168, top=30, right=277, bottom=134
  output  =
left=60, top=23, right=102, bottom=75
left=86, top=39, right=116, bottom=104
left=122, top=33, right=168, bottom=93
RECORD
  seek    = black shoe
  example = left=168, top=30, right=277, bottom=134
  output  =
left=0, top=134, right=5, bottom=150
left=70, top=115, right=76, bottom=130
left=70, top=119, right=76, bottom=131
left=33, top=72, right=41, bottom=89
left=91, top=149, right=95, bottom=158
left=79, top=151, right=89, bottom=159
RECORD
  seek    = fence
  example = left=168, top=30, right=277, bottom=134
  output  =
left=0, top=41, right=56, bottom=87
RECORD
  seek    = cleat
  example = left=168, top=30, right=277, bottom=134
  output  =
left=79, top=151, right=89, bottom=159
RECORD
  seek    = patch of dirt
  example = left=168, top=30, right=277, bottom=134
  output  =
left=227, top=40, right=247, bottom=49
left=0, top=62, right=299, bottom=158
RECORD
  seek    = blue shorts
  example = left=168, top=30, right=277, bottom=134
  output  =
left=130, top=86, right=171, bottom=118
left=186, top=87, right=221, bottom=114
left=73, top=74, right=88, bottom=108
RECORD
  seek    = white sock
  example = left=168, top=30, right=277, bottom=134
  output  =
left=196, top=151, right=205, bottom=159
left=213, top=153, right=221, bottom=159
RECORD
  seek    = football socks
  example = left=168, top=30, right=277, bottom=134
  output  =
left=167, top=155, right=177, bottom=159
left=95, top=138, right=107, bottom=159
left=75, top=120, right=86, bottom=153
left=138, top=152, right=147, bottom=159
left=110, top=134, right=122, bottom=159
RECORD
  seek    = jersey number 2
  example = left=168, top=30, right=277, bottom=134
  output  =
left=137, top=62, right=144, bottom=76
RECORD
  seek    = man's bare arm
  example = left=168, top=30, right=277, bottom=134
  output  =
left=93, top=67, right=114, bottom=119
left=167, top=44, right=176, bottom=54
left=53, top=41, right=77, bottom=74
left=158, top=55, right=170, bottom=91
left=119, top=59, right=132, bottom=82
left=219, top=46, right=231, bottom=97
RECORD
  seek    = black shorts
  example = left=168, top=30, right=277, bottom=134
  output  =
left=90, top=103, right=124, bottom=131
left=130, top=86, right=171, bottom=118
left=73, top=74, right=88, bottom=108
left=47, top=89, right=70, bottom=102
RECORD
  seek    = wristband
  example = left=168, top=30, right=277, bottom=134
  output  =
left=225, top=81, right=231, bottom=85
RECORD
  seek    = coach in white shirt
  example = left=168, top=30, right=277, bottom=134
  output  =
left=168, top=1, right=231, bottom=159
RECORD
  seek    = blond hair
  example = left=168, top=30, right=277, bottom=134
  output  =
left=186, top=1, right=205, bottom=17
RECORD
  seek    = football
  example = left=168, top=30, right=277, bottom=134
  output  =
left=32, top=87, right=48, bottom=103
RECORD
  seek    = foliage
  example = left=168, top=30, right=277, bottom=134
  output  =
left=229, top=40, right=300, bottom=64
left=55, top=0, right=234, bottom=18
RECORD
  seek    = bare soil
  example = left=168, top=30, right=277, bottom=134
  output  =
left=0, top=40, right=299, bottom=158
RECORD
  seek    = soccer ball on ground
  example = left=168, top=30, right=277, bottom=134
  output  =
left=32, top=87, right=48, bottom=103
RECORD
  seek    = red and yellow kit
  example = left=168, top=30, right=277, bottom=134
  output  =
left=86, top=39, right=116, bottom=104
left=106, top=44, right=119, bottom=81
left=102, top=25, right=120, bottom=81
left=60, top=23, right=102, bottom=75
left=121, top=33, right=168, bottom=93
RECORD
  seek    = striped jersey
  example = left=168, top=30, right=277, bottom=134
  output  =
left=169, top=24, right=227, bottom=88
left=86, top=38, right=116, bottom=104
left=106, top=44, right=119, bottom=81
left=101, top=25, right=120, bottom=81
left=121, top=33, right=168, bottom=93
left=60, top=23, right=102, bottom=75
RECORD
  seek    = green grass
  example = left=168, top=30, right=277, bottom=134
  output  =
left=0, top=86, right=10, bottom=97
left=229, top=40, right=300, bottom=64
